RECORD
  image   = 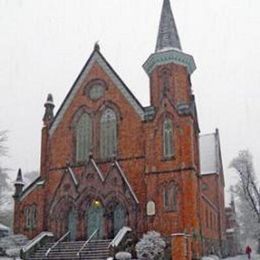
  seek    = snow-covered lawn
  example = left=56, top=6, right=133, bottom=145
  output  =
left=223, top=254, right=260, bottom=260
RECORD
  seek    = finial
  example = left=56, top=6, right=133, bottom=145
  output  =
left=16, top=168, right=24, bottom=183
left=94, top=41, right=100, bottom=52
left=43, top=93, right=55, bottom=125
left=47, top=93, right=53, bottom=103
left=89, top=151, right=93, bottom=159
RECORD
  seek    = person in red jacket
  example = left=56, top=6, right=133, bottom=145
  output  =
left=246, top=245, right=252, bottom=259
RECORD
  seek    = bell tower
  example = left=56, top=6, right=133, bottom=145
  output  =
left=143, top=1, right=201, bottom=259
left=143, top=0, right=196, bottom=109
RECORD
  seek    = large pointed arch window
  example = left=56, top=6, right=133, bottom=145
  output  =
left=76, top=113, right=92, bottom=162
left=100, top=108, right=117, bottom=159
left=163, top=118, right=174, bottom=158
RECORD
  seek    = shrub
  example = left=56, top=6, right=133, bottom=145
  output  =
left=136, top=231, right=166, bottom=260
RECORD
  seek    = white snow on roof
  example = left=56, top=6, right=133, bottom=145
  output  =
left=0, top=223, right=10, bottom=231
left=199, top=133, right=218, bottom=175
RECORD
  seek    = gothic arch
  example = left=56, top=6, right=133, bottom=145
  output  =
left=71, top=107, right=93, bottom=163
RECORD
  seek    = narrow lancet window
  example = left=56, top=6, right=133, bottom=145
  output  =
left=163, top=118, right=173, bottom=158
left=100, top=108, right=117, bottom=159
left=163, top=182, right=177, bottom=211
left=76, top=113, right=92, bottom=162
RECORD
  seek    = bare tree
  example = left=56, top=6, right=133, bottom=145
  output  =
left=230, top=150, right=260, bottom=253
left=0, top=130, right=7, bottom=157
left=0, top=129, right=12, bottom=227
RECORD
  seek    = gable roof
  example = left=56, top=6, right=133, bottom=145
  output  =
left=49, top=48, right=144, bottom=136
left=199, top=130, right=223, bottom=175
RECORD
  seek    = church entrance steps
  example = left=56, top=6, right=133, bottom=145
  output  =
left=28, top=239, right=112, bottom=260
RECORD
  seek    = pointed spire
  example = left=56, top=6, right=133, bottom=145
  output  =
left=43, top=94, right=55, bottom=125
left=15, top=168, right=24, bottom=183
left=156, top=0, right=182, bottom=52
left=13, top=168, right=24, bottom=199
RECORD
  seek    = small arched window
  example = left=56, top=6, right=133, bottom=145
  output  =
left=163, top=182, right=177, bottom=211
left=163, top=118, right=173, bottom=158
left=24, top=206, right=37, bottom=229
left=25, top=207, right=30, bottom=228
left=100, top=108, right=117, bottom=159
left=31, top=205, right=37, bottom=229
left=75, top=113, right=92, bottom=162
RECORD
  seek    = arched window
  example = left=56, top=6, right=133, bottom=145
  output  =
left=25, top=207, right=30, bottom=228
left=163, top=118, right=173, bottom=158
left=24, top=206, right=37, bottom=229
left=100, top=108, right=117, bottom=159
left=76, top=113, right=92, bottom=162
left=163, top=182, right=177, bottom=211
left=31, top=205, right=37, bottom=229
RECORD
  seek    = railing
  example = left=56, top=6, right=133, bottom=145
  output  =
left=22, top=232, right=54, bottom=253
left=109, top=226, right=132, bottom=248
left=45, top=231, right=70, bottom=257
left=77, top=229, right=98, bottom=258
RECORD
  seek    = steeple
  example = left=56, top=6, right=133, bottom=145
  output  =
left=143, top=0, right=196, bottom=77
left=156, top=0, right=182, bottom=52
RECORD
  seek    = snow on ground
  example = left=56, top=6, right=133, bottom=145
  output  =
left=223, top=255, right=260, bottom=260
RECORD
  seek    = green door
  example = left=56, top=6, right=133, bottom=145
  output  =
left=113, top=204, right=125, bottom=236
left=68, top=210, right=77, bottom=241
left=87, top=201, right=104, bottom=239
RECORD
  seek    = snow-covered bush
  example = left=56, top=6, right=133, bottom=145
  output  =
left=115, top=251, right=132, bottom=260
left=136, top=231, right=166, bottom=260
left=5, top=247, right=21, bottom=257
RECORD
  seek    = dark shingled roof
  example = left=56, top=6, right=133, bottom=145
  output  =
left=155, top=0, right=182, bottom=52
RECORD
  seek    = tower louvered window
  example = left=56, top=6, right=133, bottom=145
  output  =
left=76, top=113, right=92, bottom=162
left=163, top=118, right=173, bottom=158
left=100, top=108, right=117, bottom=159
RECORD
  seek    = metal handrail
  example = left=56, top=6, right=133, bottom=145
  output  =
left=108, top=226, right=132, bottom=248
left=77, top=229, right=98, bottom=257
left=45, top=231, right=70, bottom=257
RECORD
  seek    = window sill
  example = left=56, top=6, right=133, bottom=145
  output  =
left=161, top=155, right=175, bottom=161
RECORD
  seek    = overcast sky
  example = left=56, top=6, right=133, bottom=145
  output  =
left=0, top=0, right=259, bottom=202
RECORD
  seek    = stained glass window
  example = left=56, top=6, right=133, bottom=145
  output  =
left=163, top=118, right=173, bottom=158
left=76, top=113, right=92, bottom=162
left=100, top=108, right=117, bottom=159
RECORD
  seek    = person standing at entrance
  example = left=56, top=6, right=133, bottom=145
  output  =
left=245, top=245, right=252, bottom=259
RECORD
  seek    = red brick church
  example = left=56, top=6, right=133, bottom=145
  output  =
left=13, top=0, right=228, bottom=258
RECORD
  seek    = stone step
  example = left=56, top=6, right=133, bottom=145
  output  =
left=28, top=239, right=111, bottom=260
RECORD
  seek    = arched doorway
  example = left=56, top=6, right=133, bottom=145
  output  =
left=67, top=210, right=77, bottom=241
left=87, top=200, right=104, bottom=239
left=113, top=204, right=126, bottom=236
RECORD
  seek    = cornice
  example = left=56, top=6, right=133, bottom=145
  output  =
left=143, top=49, right=196, bottom=75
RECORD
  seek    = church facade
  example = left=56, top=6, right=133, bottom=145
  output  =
left=13, top=0, right=227, bottom=259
